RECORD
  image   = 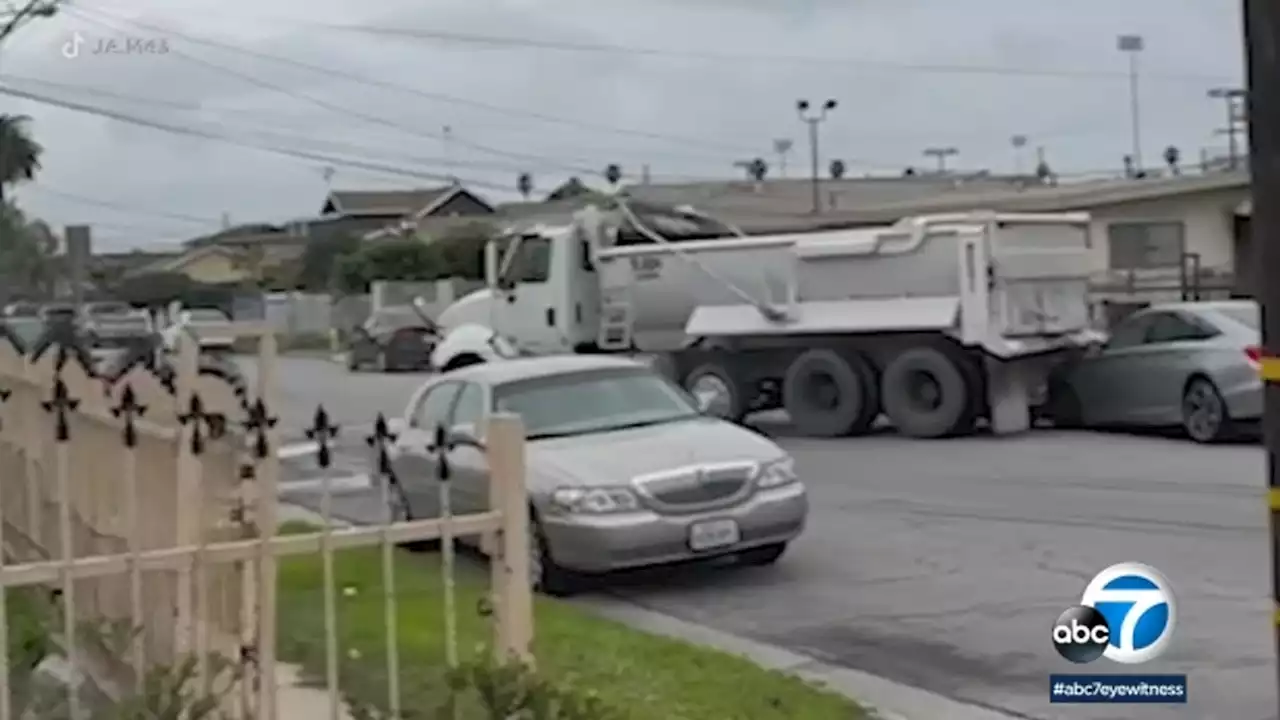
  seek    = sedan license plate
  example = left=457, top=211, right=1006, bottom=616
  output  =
left=688, top=519, right=740, bottom=552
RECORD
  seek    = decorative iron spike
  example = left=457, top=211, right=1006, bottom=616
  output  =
left=305, top=404, right=340, bottom=470
left=365, top=412, right=399, bottom=477
left=178, top=393, right=211, bottom=455
left=431, top=424, right=451, bottom=482
left=243, top=398, right=278, bottom=460
left=111, top=384, right=148, bottom=449
left=41, top=377, right=80, bottom=443
left=0, top=387, right=10, bottom=432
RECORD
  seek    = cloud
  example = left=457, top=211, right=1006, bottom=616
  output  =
left=0, top=0, right=1247, bottom=251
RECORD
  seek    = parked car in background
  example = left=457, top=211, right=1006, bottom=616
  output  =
left=1047, top=300, right=1261, bottom=443
left=0, top=316, right=45, bottom=351
left=386, top=355, right=808, bottom=595
left=346, top=306, right=438, bottom=372
left=2, top=302, right=39, bottom=318
left=80, top=301, right=154, bottom=349
left=164, top=308, right=234, bottom=351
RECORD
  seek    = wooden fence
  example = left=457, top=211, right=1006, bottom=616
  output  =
left=0, top=323, right=533, bottom=719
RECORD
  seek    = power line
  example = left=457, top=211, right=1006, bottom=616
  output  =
left=72, top=5, right=764, bottom=159
left=70, top=7, right=605, bottom=180
left=21, top=185, right=224, bottom=226
left=0, top=83, right=522, bottom=193
left=330, top=25, right=1234, bottom=83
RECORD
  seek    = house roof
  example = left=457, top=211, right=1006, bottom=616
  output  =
left=615, top=169, right=1251, bottom=233
left=132, top=244, right=244, bottom=276
left=321, top=185, right=494, bottom=218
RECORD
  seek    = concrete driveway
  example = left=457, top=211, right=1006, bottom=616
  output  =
left=257, top=356, right=1275, bottom=720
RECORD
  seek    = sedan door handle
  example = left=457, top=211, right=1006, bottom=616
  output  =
left=545, top=308, right=556, bottom=326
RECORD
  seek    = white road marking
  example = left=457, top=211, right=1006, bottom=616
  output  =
left=277, top=473, right=373, bottom=494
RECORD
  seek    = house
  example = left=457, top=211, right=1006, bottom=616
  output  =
left=621, top=170, right=1252, bottom=302
left=132, top=230, right=308, bottom=286
left=340, top=185, right=496, bottom=242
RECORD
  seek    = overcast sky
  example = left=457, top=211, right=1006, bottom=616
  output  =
left=0, top=0, right=1246, bottom=251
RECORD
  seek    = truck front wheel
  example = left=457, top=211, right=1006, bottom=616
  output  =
left=684, top=362, right=747, bottom=424
left=880, top=346, right=978, bottom=438
left=782, top=349, right=879, bottom=437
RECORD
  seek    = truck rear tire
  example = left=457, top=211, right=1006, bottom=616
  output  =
left=782, top=349, right=879, bottom=437
left=880, top=346, right=977, bottom=438
left=684, top=362, right=746, bottom=424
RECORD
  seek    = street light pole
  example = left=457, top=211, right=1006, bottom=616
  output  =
left=1244, top=0, right=1280, bottom=713
left=1209, top=87, right=1247, bottom=169
left=1118, top=34, right=1145, bottom=171
left=923, top=147, right=959, bottom=173
left=797, top=98, right=837, bottom=214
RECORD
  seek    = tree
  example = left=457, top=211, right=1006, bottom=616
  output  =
left=1163, top=145, right=1181, bottom=175
left=0, top=1, right=60, bottom=45
left=517, top=172, right=534, bottom=200
left=298, top=231, right=360, bottom=291
left=334, top=237, right=444, bottom=293
left=604, top=163, right=622, bottom=187
left=0, top=114, right=42, bottom=203
left=829, top=158, right=846, bottom=179
left=748, top=158, right=768, bottom=182
left=0, top=202, right=56, bottom=298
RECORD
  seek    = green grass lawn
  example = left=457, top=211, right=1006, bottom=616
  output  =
left=276, top=532, right=869, bottom=719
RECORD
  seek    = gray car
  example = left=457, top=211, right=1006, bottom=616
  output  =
left=1048, top=300, right=1260, bottom=443
left=386, top=355, right=808, bottom=595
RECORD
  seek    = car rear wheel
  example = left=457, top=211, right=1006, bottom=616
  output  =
left=738, top=542, right=787, bottom=567
left=529, top=514, right=585, bottom=597
left=684, top=362, right=746, bottom=424
left=1182, top=377, right=1233, bottom=444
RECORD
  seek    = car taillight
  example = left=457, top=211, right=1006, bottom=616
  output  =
left=1246, top=345, right=1262, bottom=366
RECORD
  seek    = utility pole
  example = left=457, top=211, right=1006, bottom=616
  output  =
left=1245, top=0, right=1280, bottom=711
left=1209, top=87, right=1248, bottom=170
left=773, top=138, right=794, bottom=178
left=797, top=99, right=837, bottom=214
left=441, top=125, right=456, bottom=182
left=1117, top=34, right=1145, bottom=171
left=923, top=147, right=959, bottom=173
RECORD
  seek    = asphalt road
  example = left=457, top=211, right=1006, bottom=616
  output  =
left=254, top=356, right=1275, bottom=720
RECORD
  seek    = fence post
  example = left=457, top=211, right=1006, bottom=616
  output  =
left=486, top=413, right=534, bottom=667
left=254, top=332, right=281, bottom=720
left=173, top=333, right=202, bottom=661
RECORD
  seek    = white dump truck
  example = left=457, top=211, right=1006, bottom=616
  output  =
left=430, top=199, right=1101, bottom=438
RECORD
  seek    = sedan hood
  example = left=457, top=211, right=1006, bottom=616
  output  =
left=528, top=417, right=784, bottom=487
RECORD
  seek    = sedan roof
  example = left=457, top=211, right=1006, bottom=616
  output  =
left=442, top=355, right=649, bottom=385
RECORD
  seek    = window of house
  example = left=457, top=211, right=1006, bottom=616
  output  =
left=1107, top=221, right=1186, bottom=269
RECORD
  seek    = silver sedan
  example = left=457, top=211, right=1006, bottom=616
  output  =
left=385, top=355, right=808, bottom=595
left=1047, top=300, right=1260, bottom=443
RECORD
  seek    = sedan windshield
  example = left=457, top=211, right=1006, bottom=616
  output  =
left=495, top=368, right=699, bottom=439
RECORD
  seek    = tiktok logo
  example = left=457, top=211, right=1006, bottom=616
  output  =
left=61, top=31, right=84, bottom=59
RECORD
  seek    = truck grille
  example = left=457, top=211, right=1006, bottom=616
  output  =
left=638, top=463, right=754, bottom=507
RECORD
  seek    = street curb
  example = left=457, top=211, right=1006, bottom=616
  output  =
left=577, top=596, right=1023, bottom=720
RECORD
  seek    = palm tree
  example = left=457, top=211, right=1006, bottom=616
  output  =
left=748, top=158, right=768, bottom=182
left=1163, top=145, right=1181, bottom=176
left=516, top=172, right=534, bottom=200
left=0, top=114, right=42, bottom=202
left=829, top=159, right=847, bottom=180
left=604, top=164, right=622, bottom=187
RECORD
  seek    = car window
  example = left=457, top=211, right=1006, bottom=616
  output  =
left=1104, top=314, right=1153, bottom=350
left=411, top=382, right=461, bottom=429
left=449, top=382, right=485, bottom=430
left=1144, top=313, right=1214, bottom=344
left=495, top=368, right=699, bottom=439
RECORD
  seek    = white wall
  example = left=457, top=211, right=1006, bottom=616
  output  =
left=1084, top=186, right=1247, bottom=274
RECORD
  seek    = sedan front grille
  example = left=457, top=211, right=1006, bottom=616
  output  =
left=638, top=463, right=754, bottom=508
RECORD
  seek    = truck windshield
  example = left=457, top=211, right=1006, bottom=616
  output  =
left=495, top=368, right=699, bottom=439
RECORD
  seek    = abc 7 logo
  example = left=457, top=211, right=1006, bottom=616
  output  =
left=1052, top=605, right=1111, bottom=663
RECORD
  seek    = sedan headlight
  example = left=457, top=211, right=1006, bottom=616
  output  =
left=755, top=457, right=797, bottom=489
left=550, top=486, right=640, bottom=514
